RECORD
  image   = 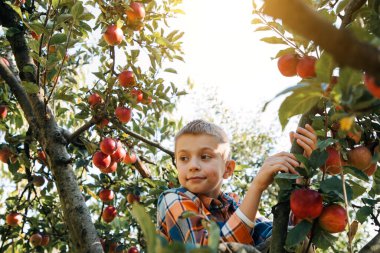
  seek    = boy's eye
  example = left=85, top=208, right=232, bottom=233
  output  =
left=179, top=156, right=188, bottom=161
left=201, top=154, right=211, bottom=160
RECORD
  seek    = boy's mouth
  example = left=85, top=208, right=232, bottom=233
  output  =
left=187, top=176, right=206, bottom=181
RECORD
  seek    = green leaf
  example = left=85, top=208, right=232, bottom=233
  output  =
left=309, top=150, right=328, bottom=169
left=22, top=81, right=39, bottom=94
left=274, top=173, right=298, bottom=192
left=344, top=165, right=369, bottom=181
left=71, top=1, right=84, bottom=19
left=312, top=226, right=337, bottom=250
left=356, top=206, right=372, bottom=223
left=294, top=154, right=310, bottom=168
left=22, top=65, right=35, bottom=74
left=130, top=204, right=156, bottom=253
left=286, top=220, right=312, bottom=247
left=207, top=220, right=220, bottom=251
left=317, top=138, right=337, bottom=150
left=316, top=52, right=335, bottom=83
left=29, top=23, right=47, bottom=34
left=278, top=87, right=321, bottom=129
left=260, top=36, right=287, bottom=44
left=50, top=33, right=67, bottom=45
left=275, top=48, right=296, bottom=58
left=5, top=3, right=22, bottom=20
left=164, top=68, right=177, bottom=74
left=320, top=176, right=353, bottom=202
left=251, top=18, right=262, bottom=24
left=347, top=180, right=366, bottom=200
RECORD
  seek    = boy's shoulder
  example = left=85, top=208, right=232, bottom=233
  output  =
left=158, top=187, right=198, bottom=204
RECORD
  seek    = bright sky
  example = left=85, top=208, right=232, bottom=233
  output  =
left=171, top=0, right=300, bottom=150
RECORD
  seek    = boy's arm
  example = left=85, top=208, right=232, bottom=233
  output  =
left=157, top=191, right=256, bottom=245
left=239, top=124, right=317, bottom=222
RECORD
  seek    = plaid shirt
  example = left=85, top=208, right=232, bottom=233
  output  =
left=157, top=187, right=272, bottom=246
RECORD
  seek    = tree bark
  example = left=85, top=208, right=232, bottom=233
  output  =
left=0, top=2, right=103, bottom=252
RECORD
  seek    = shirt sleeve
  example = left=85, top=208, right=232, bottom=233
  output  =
left=157, top=191, right=255, bottom=246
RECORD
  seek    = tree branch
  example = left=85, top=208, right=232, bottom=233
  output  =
left=111, top=119, right=174, bottom=158
left=359, top=233, right=380, bottom=253
left=0, top=60, right=37, bottom=128
left=262, top=0, right=380, bottom=79
left=340, top=0, right=367, bottom=28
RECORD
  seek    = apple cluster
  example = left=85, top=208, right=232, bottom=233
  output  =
left=290, top=189, right=348, bottom=234
left=277, top=54, right=317, bottom=79
left=322, top=145, right=378, bottom=176
left=92, top=137, right=137, bottom=174
left=103, top=2, right=146, bottom=47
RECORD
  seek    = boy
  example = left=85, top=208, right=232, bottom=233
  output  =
left=157, top=119, right=317, bottom=247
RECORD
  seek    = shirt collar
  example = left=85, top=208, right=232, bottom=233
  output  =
left=198, top=192, right=235, bottom=210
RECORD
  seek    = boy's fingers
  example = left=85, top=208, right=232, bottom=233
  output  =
left=296, top=126, right=317, bottom=142
left=297, top=139, right=313, bottom=155
left=294, top=133, right=316, bottom=149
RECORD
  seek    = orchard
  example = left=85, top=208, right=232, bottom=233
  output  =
left=0, top=0, right=380, bottom=253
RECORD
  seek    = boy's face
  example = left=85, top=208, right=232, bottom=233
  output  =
left=175, top=134, right=235, bottom=199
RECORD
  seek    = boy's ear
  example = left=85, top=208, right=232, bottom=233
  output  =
left=223, top=160, right=236, bottom=179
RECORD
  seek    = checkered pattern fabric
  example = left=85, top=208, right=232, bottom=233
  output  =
left=157, top=187, right=272, bottom=246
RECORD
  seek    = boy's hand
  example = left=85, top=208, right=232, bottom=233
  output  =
left=289, top=124, right=317, bottom=158
left=253, top=152, right=300, bottom=192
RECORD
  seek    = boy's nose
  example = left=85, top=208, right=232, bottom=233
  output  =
left=188, top=159, right=201, bottom=171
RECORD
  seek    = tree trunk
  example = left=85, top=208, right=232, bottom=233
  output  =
left=0, top=2, right=103, bottom=252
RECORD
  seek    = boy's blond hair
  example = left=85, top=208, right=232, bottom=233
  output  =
left=175, top=119, right=231, bottom=160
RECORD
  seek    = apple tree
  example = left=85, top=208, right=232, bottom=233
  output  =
left=0, top=0, right=189, bottom=251
left=252, top=0, right=380, bottom=252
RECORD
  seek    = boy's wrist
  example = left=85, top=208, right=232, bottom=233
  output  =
left=250, top=179, right=267, bottom=194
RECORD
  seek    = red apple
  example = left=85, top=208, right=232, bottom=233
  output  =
left=118, top=71, right=135, bottom=87
left=38, top=150, right=47, bottom=164
left=100, top=137, right=118, bottom=155
left=347, top=130, right=361, bottom=144
left=126, top=2, right=146, bottom=23
left=141, top=96, right=152, bottom=105
left=102, top=206, right=117, bottom=223
left=290, top=189, right=323, bottom=221
left=123, top=152, right=137, bottom=164
left=6, top=212, right=22, bottom=226
left=103, top=25, right=124, bottom=46
left=128, top=246, right=139, bottom=253
left=277, top=54, right=299, bottom=77
left=0, top=105, right=8, bottom=119
left=97, top=118, right=109, bottom=129
left=32, top=175, right=45, bottom=187
left=348, top=146, right=372, bottom=171
left=88, top=93, right=102, bottom=108
left=115, top=106, right=132, bottom=123
left=93, top=151, right=112, bottom=170
left=99, top=189, right=115, bottom=202
left=30, top=233, right=42, bottom=247
left=100, top=161, right=117, bottom=174
left=131, top=89, right=143, bottom=102
left=40, top=234, right=50, bottom=246
left=127, top=193, right=140, bottom=204
left=364, top=74, right=380, bottom=98
left=318, top=204, right=348, bottom=233
left=30, top=31, right=41, bottom=40
left=110, top=141, right=126, bottom=162
left=296, top=55, right=317, bottom=79
left=0, top=147, right=13, bottom=164
left=321, top=147, right=344, bottom=175
left=364, top=163, right=378, bottom=176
